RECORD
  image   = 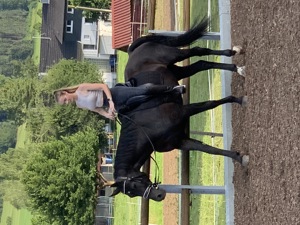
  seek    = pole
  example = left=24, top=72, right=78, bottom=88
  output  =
left=181, top=1, right=190, bottom=225
left=68, top=5, right=111, bottom=13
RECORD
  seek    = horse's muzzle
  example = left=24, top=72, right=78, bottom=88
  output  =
left=150, top=188, right=166, bottom=201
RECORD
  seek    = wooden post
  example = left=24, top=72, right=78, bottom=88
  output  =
left=141, top=1, right=155, bottom=224
left=147, top=0, right=156, bottom=30
left=181, top=1, right=190, bottom=225
left=140, top=159, right=150, bottom=225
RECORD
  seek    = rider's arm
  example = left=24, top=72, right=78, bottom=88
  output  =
left=78, top=83, right=113, bottom=101
left=78, top=83, right=116, bottom=114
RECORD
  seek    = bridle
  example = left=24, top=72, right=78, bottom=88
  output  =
left=118, top=174, right=160, bottom=199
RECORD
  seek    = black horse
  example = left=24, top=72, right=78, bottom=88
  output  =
left=110, top=18, right=248, bottom=201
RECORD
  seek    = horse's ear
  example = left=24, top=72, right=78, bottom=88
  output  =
left=110, top=188, right=121, bottom=197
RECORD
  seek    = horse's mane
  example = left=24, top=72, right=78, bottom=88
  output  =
left=128, top=17, right=209, bottom=53
left=113, top=122, right=146, bottom=177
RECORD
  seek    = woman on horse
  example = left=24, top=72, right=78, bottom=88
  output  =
left=54, top=83, right=185, bottom=120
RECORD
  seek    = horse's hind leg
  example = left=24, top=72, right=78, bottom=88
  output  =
left=182, top=96, right=246, bottom=118
left=169, top=60, right=239, bottom=80
left=170, top=46, right=243, bottom=64
left=178, top=138, right=247, bottom=165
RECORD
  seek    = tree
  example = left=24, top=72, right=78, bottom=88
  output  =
left=69, top=0, right=111, bottom=21
left=0, top=59, right=39, bottom=123
left=26, top=59, right=107, bottom=143
left=0, top=121, right=17, bottom=154
left=9, top=40, right=33, bottom=61
left=23, top=129, right=101, bottom=225
left=0, top=0, right=30, bottom=10
left=0, top=146, right=32, bottom=208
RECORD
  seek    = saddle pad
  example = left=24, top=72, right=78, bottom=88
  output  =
left=128, top=71, right=163, bottom=86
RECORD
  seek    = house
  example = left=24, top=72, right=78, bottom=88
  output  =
left=81, top=19, right=117, bottom=87
left=39, top=0, right=83, bottom=73
left=39, top=0, right=116, bottom=86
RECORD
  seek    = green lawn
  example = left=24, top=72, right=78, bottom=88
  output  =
left=0, top=124, right=33, bottom=225
left=189, top=1, right=226, bottom=224
left=0, top=3, right=42, bottom=224
left=25, top=2, right=42, bottom=65
left=0, top=197, right=32, bottom=225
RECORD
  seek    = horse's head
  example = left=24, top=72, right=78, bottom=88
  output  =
left=110, top=171, right=166, bottom=201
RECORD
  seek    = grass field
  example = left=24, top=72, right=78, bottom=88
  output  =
left=0, top=124, right=32, bottom=225
left=0, top=201, right=32, bottom=225
left=189, top=1, right=226, bottom=224
left=0, top=5, right=41, bottom=225
left=25, top=2, right=42, bottom=65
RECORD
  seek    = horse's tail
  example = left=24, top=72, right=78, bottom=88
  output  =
left=128, top=17, right=209, bottom=53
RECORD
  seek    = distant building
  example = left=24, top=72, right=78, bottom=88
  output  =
left=39, top=0, right=116, bottom=86
left=39, top=0, right=83, bottom=73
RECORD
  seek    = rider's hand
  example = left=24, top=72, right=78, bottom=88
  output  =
left=106, top=111, right=115, bottom=120
left=108, top=101, right=116, bottom=116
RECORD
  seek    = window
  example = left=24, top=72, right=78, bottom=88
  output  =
left=67, top=8, right=74, bottom=14
left=84, top=35, right=90, bottom=39
left=66, top=20, right=73, bottom=33
left=83, top=44, right=96, bottom=50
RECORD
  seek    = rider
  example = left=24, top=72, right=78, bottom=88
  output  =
left=54, top=83, right=185, bottom=120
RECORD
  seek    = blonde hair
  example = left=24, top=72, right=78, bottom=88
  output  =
left=53, top=85, right=79, bottom=103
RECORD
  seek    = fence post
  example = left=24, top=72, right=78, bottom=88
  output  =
left=218, top=0, right=234, bottom=224
left=180, top=1, right=190, bottom=225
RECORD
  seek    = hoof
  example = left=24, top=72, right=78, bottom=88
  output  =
left=241, top=96, right=248, bottom=107
left=242, top=155, right=249, bottom=167
left=233, top=46, right=243, bottom=54
left=237, top=66, right=246, bottom=77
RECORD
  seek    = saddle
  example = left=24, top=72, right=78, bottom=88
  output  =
left=117, top=71, right=182, bottom=115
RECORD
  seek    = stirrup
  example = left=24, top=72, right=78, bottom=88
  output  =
left=173, top=85, right=186, bottom=94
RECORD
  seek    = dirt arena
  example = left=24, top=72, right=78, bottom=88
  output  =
left=231, top=0, right=300, bottom=224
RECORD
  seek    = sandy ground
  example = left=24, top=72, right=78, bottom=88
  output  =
left=230, top=1, right=300, bottom=224
left=152, top=1, right=300, bottom=225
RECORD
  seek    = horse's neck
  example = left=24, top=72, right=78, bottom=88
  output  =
left=113, top=148, right=139, bottom=178
left=113, top=146, right=152, bottom=179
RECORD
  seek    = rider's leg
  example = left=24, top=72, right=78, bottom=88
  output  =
left=110, top=84, right=185, bottom=110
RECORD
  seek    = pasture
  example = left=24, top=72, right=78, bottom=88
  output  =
left=0, top=125, right=32, bottom=225
left=0, top=201, right=31, bottom=225
left=26, top=2, right=42, bottom=65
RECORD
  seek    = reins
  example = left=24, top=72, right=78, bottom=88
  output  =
left=115, top=111, right=161, bottom=185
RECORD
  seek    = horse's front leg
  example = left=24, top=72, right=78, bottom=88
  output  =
left=182, top=96, right=247, bottom=118
left=178, top=138, right=249, bottom=166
